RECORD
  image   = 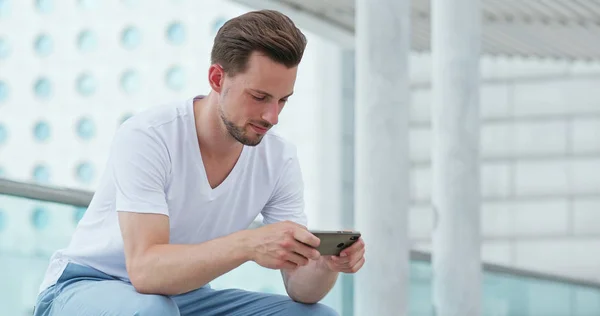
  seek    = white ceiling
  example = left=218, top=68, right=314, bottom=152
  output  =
left=232, top=0, right=600, bottom=60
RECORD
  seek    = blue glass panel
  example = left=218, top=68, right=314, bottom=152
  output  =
left=34, top=34, right=53, bottom=57
left=33, top=121, right=51, bottom=142
left=0, top=123, right=7, bottom=145
left=76, top=117, right=95, bottom=140
left=35, top=0, right=52, bottom=13
left=77, top=30, right=97, bottom=52
left=165, top=66, right=185, bottom=91
left=0, top=38, right=10, bottom=59
left=121, top=26, right=141, bottom=49
left=167, top=22, right=185, bottom=45
left=32, top=164, right=51, bottom=183
left=31, top=206, right=50, bottom=230
left=0, top=208, right=5, bottom=231
left=34, top=78, right=52, bottom=99
left=73, top=207, right=86, bottom=224
left=120, top=70, right=140, bottom=93
left=76, top=73, right=95, bottom=96
left=76, top=162, right=94, bottom=184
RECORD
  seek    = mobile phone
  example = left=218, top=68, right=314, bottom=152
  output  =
left=309, top=230, right=361, bottom=256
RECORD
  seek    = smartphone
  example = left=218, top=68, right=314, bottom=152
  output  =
left=309, top=230, right=361, bottom=256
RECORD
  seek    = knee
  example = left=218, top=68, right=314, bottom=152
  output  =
left=133, top=295, right=179, bottom=316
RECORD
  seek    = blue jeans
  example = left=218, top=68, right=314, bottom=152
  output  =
left=34, top=263, right=338, bottom=316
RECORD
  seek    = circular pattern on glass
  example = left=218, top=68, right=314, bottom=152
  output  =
left=76, top=162, right=94, bottom=184
left=0, top=123, right=7, bottom=145
left=0, top=0, right=10, bottom=17
left=165, top=66, right=185, bottom=91
left=34, top=34, right=53, bottom=57
left=121, top=0, right=137, bottom=7
left=78, top=0, right=96, bottom=9
left=32, top=164, right=51, bottom=183
left=34, top=77, right=52, bottom=99
left=31, top=206, right=50, bottom=230
left=121, top=26, right=141, bottom=49
left=0, top=38, right=10, bottom=59
left=76, top=117, right=95, bottom=140
left=0, top=81, right=8, bottom=102
left=120, top=113, right=133, bottom=125
left=33, top=121, right=51, bottom=142
left=0, top=209, right=5, bottom=232
left=73, top=207, right=86, bottom=224
left=77, top=30, right=97, bottom=52
left=166, top=22, right=185, bottom=45
left=213, top=17, right=227, bottom=34
left=120, top=70, right=140, bottom=94
left=35, top=0, right=52, bottom=13
left=76, top=73, right=96, bottom=96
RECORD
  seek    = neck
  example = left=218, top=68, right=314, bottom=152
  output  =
left=194, top=92, right=242, bottom=158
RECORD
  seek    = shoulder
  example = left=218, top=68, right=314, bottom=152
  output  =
left=123, top=99, right=191, bottom=131
left=259, top=129, right=299, bottom=163
left=110, top=98, right=192, bottom=161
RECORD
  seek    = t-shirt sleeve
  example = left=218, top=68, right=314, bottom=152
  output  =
left=110, top=123, right=170, bottom=216
left=261, top=151, right=308, bottom=227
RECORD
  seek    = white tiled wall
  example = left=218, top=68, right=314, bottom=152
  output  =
left=408, top=54, right=600, bottom=281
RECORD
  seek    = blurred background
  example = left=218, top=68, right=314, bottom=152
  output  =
left=2, top=0, right=600, bottom=315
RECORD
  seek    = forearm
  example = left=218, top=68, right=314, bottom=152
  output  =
left=128, top=230, right=249, bottom=295
left=282, top=257, right=339, bottom=304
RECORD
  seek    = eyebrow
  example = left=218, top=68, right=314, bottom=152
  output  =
left=250, top=89, right=294, bottom=99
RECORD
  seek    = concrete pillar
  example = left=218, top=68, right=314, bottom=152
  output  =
left=354, top=0, right=411, bottom=315
left=431, top=0, right=482, bottom=315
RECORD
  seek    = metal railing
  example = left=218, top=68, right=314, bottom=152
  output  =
left=1, top=176, right=600, bottom=290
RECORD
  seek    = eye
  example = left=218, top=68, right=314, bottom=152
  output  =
left=252, top=95, right=266, bottom=101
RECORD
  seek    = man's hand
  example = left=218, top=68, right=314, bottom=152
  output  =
left=320, top=237, right=366, bottom=274
left=244, top=221, right=321, bottom=270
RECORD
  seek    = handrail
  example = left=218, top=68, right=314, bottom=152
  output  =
left=0, top=178, right=93, bottom=207
left=410, top=250, right=600, bottom=290
left=2, top=177, right=600, bottom=290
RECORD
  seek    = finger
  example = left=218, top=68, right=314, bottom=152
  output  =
left=280, top=261, right=299, bottom=271
left=283, top=251, right=310, bottom=266
left=347, top=248, right=366, bottom=267
left=333, top=247, right=365, bottom=265
left=291, top=240, right=321, bottom=260
left=341, top=257, right=365, bottom=274
left=339, top=238, right=365, bottom=257
left=292, top=228, right=320, bottom=248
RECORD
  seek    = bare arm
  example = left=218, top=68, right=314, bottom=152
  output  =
left=283, top=237, right=367, bottom=303
left=119, top=211, right=250, bottom=296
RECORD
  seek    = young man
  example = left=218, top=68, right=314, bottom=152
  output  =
left=34, top=9, right=365, bottom=316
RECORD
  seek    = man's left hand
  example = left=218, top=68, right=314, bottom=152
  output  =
left=320, top=237, right=366, bottom=273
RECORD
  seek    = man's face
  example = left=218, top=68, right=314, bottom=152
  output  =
left=216, top=52, right=298, bottom=146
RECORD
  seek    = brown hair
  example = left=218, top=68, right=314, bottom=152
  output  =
left=210, top=10, right=307, bottom=76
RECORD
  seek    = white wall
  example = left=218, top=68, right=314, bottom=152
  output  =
left=408, top=53, right=600, bottom=282
left=0, top=1, right=348, bottom=313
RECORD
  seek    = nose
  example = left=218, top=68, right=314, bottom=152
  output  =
left=261, top=101, right=279, bottom=126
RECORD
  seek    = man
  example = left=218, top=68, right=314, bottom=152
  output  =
left=34, top=9, right=365, bottom=316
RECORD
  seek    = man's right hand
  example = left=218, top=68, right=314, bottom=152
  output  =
left=244, top=221, right=321, bottom=270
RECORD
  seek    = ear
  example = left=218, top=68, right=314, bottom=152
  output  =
left=208, top=64, right=225, bottom=93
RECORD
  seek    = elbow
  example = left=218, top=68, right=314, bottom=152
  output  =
left=127, top=262, right=155, bottom=294
left=126, top=258, right=167, bottom=295
left=285, top=287, right=324, bottom=305
left=288, top=293, right=323, bottom=305
left=127, top=262, right=187, bottom=296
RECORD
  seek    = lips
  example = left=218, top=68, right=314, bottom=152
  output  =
left=250, top=123, right=268, bottom=134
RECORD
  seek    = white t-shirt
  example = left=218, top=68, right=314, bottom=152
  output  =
left=38, top=96, right=308, bottom=293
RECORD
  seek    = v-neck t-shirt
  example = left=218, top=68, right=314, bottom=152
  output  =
left=37, top=96, right=308, bottom=293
